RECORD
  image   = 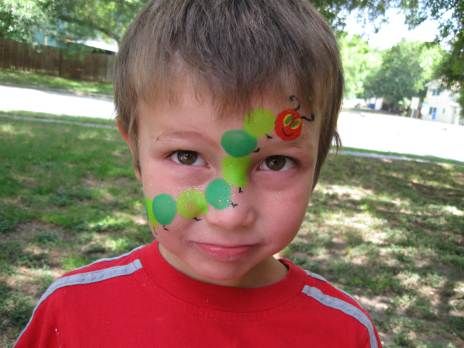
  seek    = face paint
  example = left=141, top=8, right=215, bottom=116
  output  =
left=222, top=155, right=252, bottom=188
left=274, top=109, right=303, bottom=141
left=243, top=108, right=275, bottom=138
left=153, top=194, right=177, bottom=225
left=147, top=96, right=314, bottom=229
left=205, top=178, right=232, bottom=210
left=176, top=189, right=208, bottom=219
left=145, top=197, right=158, bottom=229
left=221, top=129, right=257, bottom=157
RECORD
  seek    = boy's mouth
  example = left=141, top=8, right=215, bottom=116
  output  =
left=192, top=242, right=255, bottom=261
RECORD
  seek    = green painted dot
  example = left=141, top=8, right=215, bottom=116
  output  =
left=153, top=194, right=177, bottom=225
left=176, top=189, right=208, bottom=219
left=221, top=129, right=257, bottom=157
left=205, top=178, right=232, bottom=210
left=222, top=155, right=251, bottom=188
left=144, top=197, right=158, bottom=229
left=243, top=108, right=275, bottom=138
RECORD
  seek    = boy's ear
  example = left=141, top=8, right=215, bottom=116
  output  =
left=116, top=118, right=130, bottom=144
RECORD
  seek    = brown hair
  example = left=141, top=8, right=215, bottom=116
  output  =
left=114, top=0, right=343, bottom=186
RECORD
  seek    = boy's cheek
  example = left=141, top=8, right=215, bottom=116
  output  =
left=142, top=169, right=209, bottom=194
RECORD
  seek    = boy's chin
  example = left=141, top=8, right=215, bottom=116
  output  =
left=196, top=245, right=290, bottom=287
left=160, top=244, right=284, bottom=288
left=192, top=257, right=287, bottom=288
left=168, top=253, right=258, bottom=287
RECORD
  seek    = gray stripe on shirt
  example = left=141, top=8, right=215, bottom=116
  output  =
left=302, top=285, right=378, bottom=348
left=15, top=259, right=143, bottom=346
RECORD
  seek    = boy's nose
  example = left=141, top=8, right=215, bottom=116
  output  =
left=204, top=190, right=257, bottom=231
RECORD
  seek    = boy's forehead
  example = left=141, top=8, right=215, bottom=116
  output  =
left=140, top=64, right=305, bottom=117
left=143, top=86, right=305, bottom=121
left=139, top=92, right=320, bottom=150
left=137, top=68, right=320, bottom=140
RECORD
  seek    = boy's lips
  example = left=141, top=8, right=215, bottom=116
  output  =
left=191, top=242, right=256, bottom=262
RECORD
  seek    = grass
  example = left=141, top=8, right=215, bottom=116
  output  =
left=1, top=112, right=463, bottom=347
left=0, top=69, right=113, bottom=97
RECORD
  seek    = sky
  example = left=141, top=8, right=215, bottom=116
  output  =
left=345, top=8, right=440, bottom=50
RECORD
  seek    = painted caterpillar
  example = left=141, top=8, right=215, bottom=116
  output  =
left=145, top=96, right=314, bottom=230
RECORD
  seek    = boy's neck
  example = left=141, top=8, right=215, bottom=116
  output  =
left=236, top=256, right=289, bottom=288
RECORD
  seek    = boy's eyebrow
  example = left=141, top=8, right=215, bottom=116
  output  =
left=155, top=130, right=217, bottom=147
left=155, top=130, right=316, bottom=150
left=270, top=137, right=316, bottom=152
left=273, top=126, right=316, bottom=145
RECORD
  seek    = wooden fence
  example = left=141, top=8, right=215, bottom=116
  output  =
left=0, top=39, right=115, bottom=82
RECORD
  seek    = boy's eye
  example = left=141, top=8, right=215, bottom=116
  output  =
left=169, top=150, right=206, bottom=166
left=259, top=155, right=295, bottom=171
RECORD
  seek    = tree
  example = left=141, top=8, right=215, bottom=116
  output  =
left=0, top=0, right=49, bottom=42
left=363, top=41, right=444, bottom=112
left=311, top=0, right=390, bottom=29
left=400, top=1, right=464, bottom=115
left=0, top=0, right=145, bottom=45
left=43, top=0, right=145, bottom=44
left=338, top=33, right=382, bottom=98
left=438, top=36, right=464, bottom=116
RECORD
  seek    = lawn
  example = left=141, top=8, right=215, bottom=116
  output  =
left=0, top=69, right=113, bottom=97
left=1, top=111, right=463, bottom=347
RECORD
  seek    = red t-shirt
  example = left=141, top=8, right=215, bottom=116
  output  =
left=16, top=241, right=382, bottom=347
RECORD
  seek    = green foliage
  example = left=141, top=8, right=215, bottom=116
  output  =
left=364, top=41, right=423, bottom=110
left=0, top=0, right=145, bottom=44
left=44, top=0, right=145, bottom=43
left=363, top=41, right=444, bottom=111
left=436, top=32, right=464, bottom=116
left=396, top=1, right=464, bottom=113
left=338, top=33, right=382, bottom=98
left=0, top=0, right=49, bottom=42
left=311, top=0, right=389, bottom=30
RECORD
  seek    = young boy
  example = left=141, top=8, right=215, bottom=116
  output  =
left=16, top=1, right=382, bottom=347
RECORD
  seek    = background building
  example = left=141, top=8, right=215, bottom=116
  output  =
left=421, top=80, right=462, bottom=124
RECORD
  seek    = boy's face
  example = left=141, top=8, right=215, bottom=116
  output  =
left=132, top=83, right=320, bottom=288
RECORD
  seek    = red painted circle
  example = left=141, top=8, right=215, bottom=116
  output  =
left=275, top=109, right=302, bottom=141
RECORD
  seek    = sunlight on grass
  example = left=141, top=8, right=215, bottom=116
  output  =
left=62, top=256, right=91, bottom=270
left=0, top=123, right=34, bottom=137
left=0, top=124, right=16, bottom=134
left=438, top=205, right=463, bottom=216
left=0, top=69, right=112, bottom=96
left=104, top=237, right=135, bottom=253
left=5, top=268, right=57, bottom=297
left=317, top=183, right=375, bottom=200
left=87, top=215, right=129, bottom=232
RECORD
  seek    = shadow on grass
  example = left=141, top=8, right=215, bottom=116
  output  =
left=285, top=155, right=464, bottom=347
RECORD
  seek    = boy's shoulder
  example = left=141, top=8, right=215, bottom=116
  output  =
left=15, top=244, right=153, bottom=347
left=35, top=243, right=153, bottom=308
left=300, top=266, right=366, bottom=312
left=63, top=244, right=147, bottom=276
left=284, top=259, right=380, bottom=348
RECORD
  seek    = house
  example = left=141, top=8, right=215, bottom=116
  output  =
left=421, top=80, right=462, bottom=125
